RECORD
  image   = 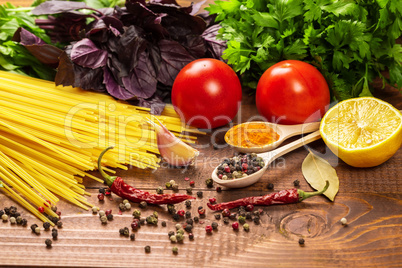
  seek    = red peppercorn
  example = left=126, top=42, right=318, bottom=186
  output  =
left=242, top=163, right=248, bottom=171
left=224, top=166, right=230, bottom=173
left=105, top=189, right=111, bottom=196
left=246, top=204, right=254, bottom=212
left=38, top=207, right=45, bottom=213
left=205, top=225, right=213, bottom=233
left=222, top=208, right=231, bottom=217
left=190, top=181, right=195, bottom=186
left=97, top=193, right=105, bottom=201
left=177, top=210, right=185, bottom=217
left=232, top=222, right=239, bottom=230
left=218, top=174, right=223, bottom=179
left=197, top=207, right=206, bottom=215
left=209, top=198, right=216, bottom=204
left=105, top=209, right=112, bottom=216
left=131, top=220, right=139, bottom=230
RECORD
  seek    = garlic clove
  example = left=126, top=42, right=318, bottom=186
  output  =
left=149, top=119, right=199, bottom=167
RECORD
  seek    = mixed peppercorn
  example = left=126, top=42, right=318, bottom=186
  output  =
left=216, top=153, right=265, bottom=180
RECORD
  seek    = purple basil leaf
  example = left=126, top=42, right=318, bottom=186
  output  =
left=149, top=0, right=180, bottom=7
left=86, top=20, right=109, bottom=43
left=188, top=0, right=206, bottom=15
left=13, top=27, right=63, bottom=68
left=107, top=52, right=130, bottom=80
left=121, top=50, right=157, bottom=99
left=104, top=67, right=136, bottom=100
left=134, top=94, right=166, bottom=115
left=102, top=15, right=124, bottom=33
left=32, top=1, right=91, bottom=15
left=71, top=38, right=108, bottom=69
left=185, top=35, right=206, bottom=58
left=157, top=39, right=195, bottom=86
left=201, top=24, right=226, bottom=60
left=55, top=49, right=76, bottom=87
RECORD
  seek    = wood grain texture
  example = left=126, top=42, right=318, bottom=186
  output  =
left=0, top=0, right=402, bottom=266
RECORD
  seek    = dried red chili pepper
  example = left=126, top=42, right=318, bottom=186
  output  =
left=98, top=147, right=195, bottom=205
left=207, top=181, right=329, bottom=211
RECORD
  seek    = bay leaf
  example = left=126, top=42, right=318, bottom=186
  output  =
left=301, top=150, right=339, bottom=201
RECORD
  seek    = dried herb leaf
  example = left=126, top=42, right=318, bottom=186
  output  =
left=301, top=150, right=339, bottom=201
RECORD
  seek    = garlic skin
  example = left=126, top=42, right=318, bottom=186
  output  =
left=149, top=119, right=199, bottom=167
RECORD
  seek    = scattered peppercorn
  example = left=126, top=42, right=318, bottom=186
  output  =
left=161, top=221, right=167, bottom=227
left=340, top=218, right=348, bottom=225
left=185, top=200, right=191, bottom=208
left=105, top=189, right=111, bottom=196
left=229, top=213, right=237, bottom=220
left=9, top=217, right=16, bottom=224
left=170, top=235, right=177, bottom=243
left=253, top=210, right=260, bottom=217
left=107, top=214, right=114, bottom=221
left=205, top=178, right=214, bottom=188
left=16, top=216, right=22, bottom=225
left=253, top=216, right=260, bottom=225
left=45, top=239, right=52, bottom=248
left=211, top=222, right=218, bottom=230
left=184, top=211, right=191, bottom=219
left=99, top=188, right=106, bottom=194
left=175, top=223, right=182, bottom=230
left=176, top=233, right=184, bottom=242
left=172, top=213, right=180, bottom=221
left=186, top=187, right=192, bottom=194
left=205, top=225, right=213, bottom=233
left=139, top=201, right=147, bottom=209
left=130, top=233, right=135, bottom=240
left=30, top=224, right=38, bottom=232
left=216, top=187, right=222, bottom=192
left=197, top=206, right=206, bottom=216
left=209, top=198, right=216, bottom=204
left=177, top=229, right=184, bottom=235
left=0, top=210, right=4, bottom=217
left=38, top=207, right=45, bottom=213
left=51, top=205, right=57, bottom=212
left=267, top=183, right=274, bottom=190
left=188, top=233, right=194, bottom=240
left=119, top=203, right=126, bottom=211
left=139, top=218, right=146, bottom=225
left=34, top=226, right=41, bottom=234
left=293, top=179, right=300, bottom=187
left=172, top=246, right=178, bottom=254
left=125, top=202, right=131, bottom=210
left=92, top=206, right=99, bottom=214
left=123, top=227, right=130, bottom=237
left=193, top=216, right=199, bottom=223
left=245, top=212, right=252, bottom=220
left=184, top=224, right=193, bottom=233
left=186, top=218, right=193, bottom=225
left=243, top=223, right=250, bottom=232
left=299, top=238, right=305, bottom=245
left=146, top=215, right=158, bottom=225
left=21, top=219, right=27, bottom=226
left=222, top=208, right=231, bottom=217
left=100, top=215, right=108, bottom=224
left=132, top=209, right=141, bottom=219
left=144, top=245, right=151, bottom=253
left=171, top=183, right=179, bottom=191
left=97, top=193, right=105, bottom=201
left=232, top=222, right=239, bottom=230
left=156, top=186, right=164, bottom=194
left=238, top=216, right=246, bottom=224
left=165, top=182, right=172, bottom=189
left=56, top=221, right=63, bottom=228
left=177, top=210, right=185, bottom=217
left=189, top=181, right=195, bottom=187
left=214, top=214, right=221, bottom=220
left=168, top=231, right=175, bottom=238
left=99, top=210, right=106, bottom=217
left=131, top=220, right=140, bottom=230
left=43, top=222, right=51, bottom=230
left=51, top=228, right=58, bottom=239
left=1, top=214, right=8, bottom=221
left=245, top=204, right=254, bottom=212
left=196, top=191, right=203, bottom=198
left=223, top=217, right=230, bottom=224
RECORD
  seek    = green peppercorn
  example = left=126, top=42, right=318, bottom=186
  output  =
left=146, top=215, right=158, bottom=225
left=156, top=186, right=164, bottom=194
left=176, top=229, right=185, bottom=236
left=165, top=182, right=172, bottom=189
left=100, top=215, right=108, bottom=224
left=238, top=216, right=246, bottom=224
left=153, top=211, right=158, bottom=219
left=119, top=203, right=126, bottom=211
left=139, top=201, right=147, bottom=209
left=172, top=246, right=178, bottom=254
left=45, top=239, right=52, bottom=248
left=144, top=245, right=151, bottom=253
left=132, top=209, right=141, bottom=219
left=170, top=235, right=177, bottom=243
left=205, top=178, right=214, bottom=188
left=175, top=233, right=184, bottom=242
left=243, top=223, right=250, bottom=232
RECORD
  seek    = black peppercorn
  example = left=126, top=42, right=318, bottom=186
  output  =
left=185, top=211, right=191, bottom=219
left=99, top=188, right=106, bottom=194
left=45, top=239, right=52, bottom=248
left=196, top=191, right=203, bottom=198
left=30, top=224, right=38, bottom=233
left=229, top=213, right=237, bottom=220
left=144, top=245, right=151, bottom=253
left=119, top=228, right=125, bottom=235
left=161, top=221, right=167, bottom=227
left=223, top=217, right=230, bottom=224
left=185, top=200, right=191, bottom=208
left=186, top=218, right=193, bottom=225
left=107, top=214, right=114, bottom=221
left=184, top=224, right=193, bottom=233
left=0, top=210, right=4, bottom=216
left=130, top=233, right=135, bottom=241
left=299, top=238, right=305, bottom=245
left=21, top=218, right=27, bottom=226
left=56, top=221, right=63, bottom=228
left=139, top=201, right=147, bottom=209
left=168, top=231, right=175, bottom=237
left=293, top=179, right=300, bottom=187
left=253, top=216, right=260, bottom=224
left=211, top=222, right=218, bottom=230
left=51, top=229, right=58, bottom=240
left=245, top=212, right=252, bottom=220
left=43, top=222, right=51, bottom=230
left=186, top=187, right=192, bottom=194
left=205, top=178, right=214, bottom=188
left=267, top=183, right=274, bottom=190
left=214, top=214, right=221, bottom=220
left=172, top=213, right=180, bottom=221
left=193, top=216, right=199, bottom=222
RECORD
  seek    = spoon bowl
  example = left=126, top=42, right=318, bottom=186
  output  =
left=225, top=121, right=320, bottom=153
left=212, top=130, right=322, bottom=188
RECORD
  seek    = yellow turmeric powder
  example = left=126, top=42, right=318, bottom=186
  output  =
left=225, top=122, right=280, bottom=148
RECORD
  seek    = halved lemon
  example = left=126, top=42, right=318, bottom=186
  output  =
left=320, top=97, right=402, bottom=167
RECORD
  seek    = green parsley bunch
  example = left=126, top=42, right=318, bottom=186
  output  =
left=207, top=0, right=402, bottom=100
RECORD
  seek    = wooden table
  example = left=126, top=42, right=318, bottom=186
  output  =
left=1, top=0, right=402, bottom=267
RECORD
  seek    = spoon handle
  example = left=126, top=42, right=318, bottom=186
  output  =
left=258, top=130, right=322, bottom=166
left=280, top=121, right=321, bottom=139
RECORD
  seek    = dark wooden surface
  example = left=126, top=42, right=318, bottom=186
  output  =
left=1, top=0, right=402, bottom=267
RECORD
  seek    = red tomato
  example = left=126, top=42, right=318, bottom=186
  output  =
left=172, top=59, right=242, bottom=129
left=256, top=60, right=330, bottom=125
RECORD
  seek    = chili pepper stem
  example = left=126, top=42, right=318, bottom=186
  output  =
left=298, top=180, right=329, bottom=201
left=98, top=146, right=117, bottom=187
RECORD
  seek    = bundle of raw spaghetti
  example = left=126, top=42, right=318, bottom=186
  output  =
left=0, top=71, right=203, bottom=223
